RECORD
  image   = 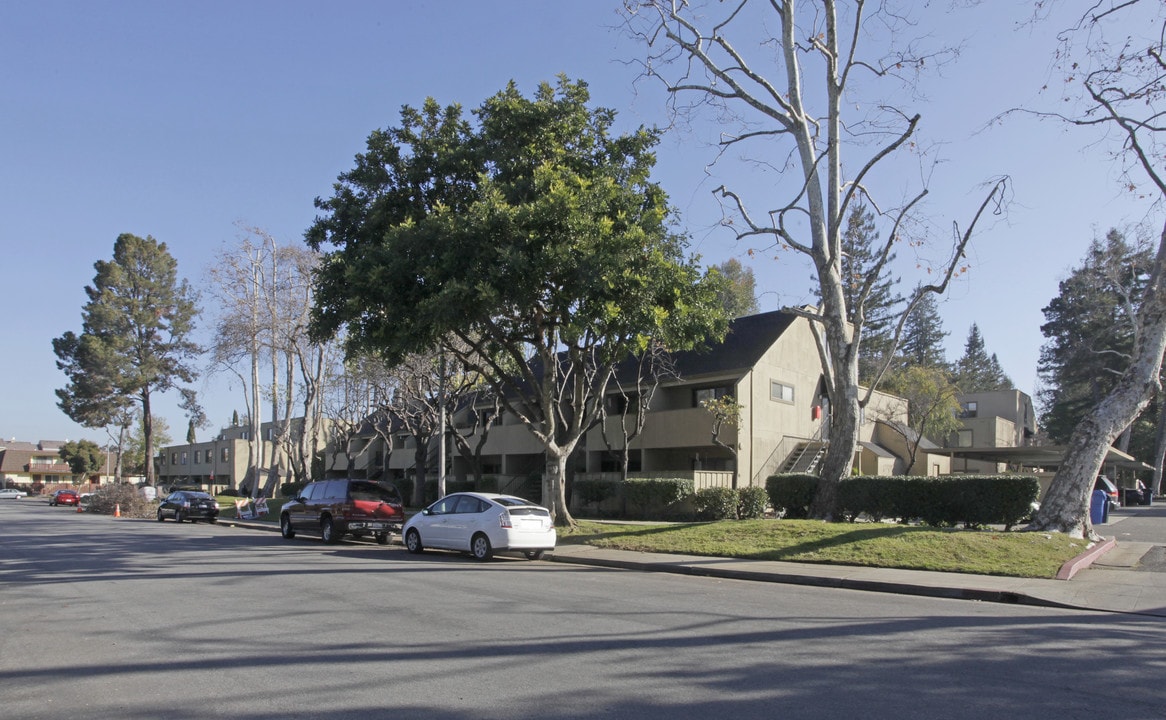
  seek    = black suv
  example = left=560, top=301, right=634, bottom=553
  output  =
left=280, top=479, right=404, bottom=544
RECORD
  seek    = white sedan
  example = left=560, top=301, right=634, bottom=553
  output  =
left=0, top=488, right=28, bottom=499
left=403, top=492, right=556, bottom=561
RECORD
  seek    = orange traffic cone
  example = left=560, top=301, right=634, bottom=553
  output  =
left=76, top=504, right=83, bottom=513
left=114, top=503, right=121, bottom=518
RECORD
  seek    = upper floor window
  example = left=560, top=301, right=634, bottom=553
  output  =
left=770, top=381, right=795, bottom=404
left=693, top=386, right=732, bottom=407
left=956, top=429, right=973, bottom=447
left=960, top=401, right=978, bottom=418
left=220, top=447, right=230, bottom=463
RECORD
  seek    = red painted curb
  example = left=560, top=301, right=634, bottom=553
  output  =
left=1056, top=537, right=1116, bottom=580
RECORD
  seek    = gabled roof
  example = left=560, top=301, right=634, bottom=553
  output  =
left=667, top=309, right=799, bottom=381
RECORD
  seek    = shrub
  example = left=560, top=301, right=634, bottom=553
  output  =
left=574, top=478, right=618, bottom=510
left=737, top=486, right=769, bottom=520
left=623, top=477, right=695, bottom=518
left=477, top=476, right=499, bottom=493
left=86, top=483, right=157, bottom=519
left=766, top=474, right=818, bottom=518
left=693, top=487, right=738, bottom=520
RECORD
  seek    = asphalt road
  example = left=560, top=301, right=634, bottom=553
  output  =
left=1, top=501, right=1164, bottom=720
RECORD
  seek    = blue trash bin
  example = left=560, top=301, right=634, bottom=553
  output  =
left=1090, top=489, right=1109, bottom=525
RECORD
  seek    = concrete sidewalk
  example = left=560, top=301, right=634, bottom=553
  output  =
left=224, top=516, right=1166, bottom=617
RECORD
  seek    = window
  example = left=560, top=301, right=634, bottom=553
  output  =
left=770, top=381, right=795, bottom=404
left=171, top=452, right=178, bottom=465
left=180, top=452, right=187, bottom=466
left=693, top=386, right=732, bottom=407
left=956, top=429, right=973, bottom=447
left=960, top=401, right=978, bottom=418
left=220, top=447, right=230, bottom=463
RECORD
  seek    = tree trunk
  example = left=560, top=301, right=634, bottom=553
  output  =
left=544, top=449, right=576, bottom=528
left=813, top=387, right=859, bottom=518
left=412, top=443, right=428, bottom=506
left=1152, top=399, right=1166, bottom=495
left=142, top=389, right=154, bottom=486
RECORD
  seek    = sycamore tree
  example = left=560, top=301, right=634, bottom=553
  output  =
left=1025, top=0, right=1166, bottom=537
left=54, top=234, right=201, bottom=486
left=624, top=1, right=1007, bottom=517
left=307, top=77, right=727, bottom=526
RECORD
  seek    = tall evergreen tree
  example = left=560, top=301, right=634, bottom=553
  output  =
left=53, top=234, right=201, bottom=486
left=952, top=323, right=1012, bottom=392
left=713, top=258, right=760, bottom=318
left=814, top=204, right=904, bottom=382
left=899, top=288, right=948, bottom=369
left=1037, top=229, right=1151, bottom=443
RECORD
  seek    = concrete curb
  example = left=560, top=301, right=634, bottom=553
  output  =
left=544, top=551, right=1065, bottom=610
left=1055, top=536, right=1116, bottom=580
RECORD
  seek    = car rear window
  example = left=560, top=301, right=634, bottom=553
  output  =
left=349, top=481, right=401, bottom=504
left=509, top=507, right=550, bottom=517
left=493, top=496, right=538, bottom=507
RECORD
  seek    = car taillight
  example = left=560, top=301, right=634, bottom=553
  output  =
left=499, top=511, right=513, bottom=529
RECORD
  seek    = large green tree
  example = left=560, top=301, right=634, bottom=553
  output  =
left=713, top=258, right=760, bottom=319
left=53, top=234, right=201, bottom=486
left=58, top=439, right=107, bottom=481
left=307, top=77, right=728, bottom=526
left=1037, top=230, right=1150, bottom=444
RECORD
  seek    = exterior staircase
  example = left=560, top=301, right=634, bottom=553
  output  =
left=779, top=441, right=827, bottom=474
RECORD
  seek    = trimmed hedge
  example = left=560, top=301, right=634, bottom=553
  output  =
left=737, top=486, right=770, bottom=520
left=623, top=477, right=694, bottom=517
left=693, top=487, right=738, bottom=520
left=769, top=473, right=1040, bottom=529
left=766, top=474, right=819, bottom=518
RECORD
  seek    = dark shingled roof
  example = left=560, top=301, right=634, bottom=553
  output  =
left=667, top=309, right=798, bottom=380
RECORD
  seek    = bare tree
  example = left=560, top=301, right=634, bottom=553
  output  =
left=599, top=342, right=676, bottom=482
left=1024, top=0, right=1166, bottom=538
left=206, top=226, right=334, bottom=495
left=623, top=0, right=1007, bottom=516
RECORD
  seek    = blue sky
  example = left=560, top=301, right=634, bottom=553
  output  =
left=0, top=1, right=1153, bottom=445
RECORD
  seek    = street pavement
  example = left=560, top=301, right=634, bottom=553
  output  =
left=224, top=502, right=1166, bottom=618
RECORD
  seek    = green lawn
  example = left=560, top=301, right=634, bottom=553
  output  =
left=559, top=519, right=1093, bottom=578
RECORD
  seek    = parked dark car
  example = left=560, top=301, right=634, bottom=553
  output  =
left=48, top=489, right=80, bottom=506
left=157, top=491, right=220, bottom=523
left=280, top=479, right=404, bottom=544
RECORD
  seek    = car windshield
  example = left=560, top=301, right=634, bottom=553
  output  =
left=349, top=482, right=401, bottom=504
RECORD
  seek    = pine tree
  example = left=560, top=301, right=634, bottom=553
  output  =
left=899, top=288, right=948, bottom=369
left=814, top=204, right=903, bottom=382
left=53, top=234, right=201, bottom=485
left=1038, top=229, right=1150, bottom=443
left=952, top=323, right=1012, bottom=392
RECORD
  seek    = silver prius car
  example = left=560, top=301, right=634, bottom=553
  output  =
left=403, top=492, right=556, bottom=561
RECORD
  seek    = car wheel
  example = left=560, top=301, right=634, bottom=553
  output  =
left=470, top=533, right=493, bottom=561
left=157, top=509, right=165, bottom=522
left=207, top=516, right=217, bottom=524
left=280, top=514, right=295, bottom=539
left=524, top=550, right=545, bottom=561
left=405, top=528, right=424, bottom=554
left=321, top=516, right=340, bottom=544
left=375, top=533, right=390, bottom=545
left=174, top=509, right=184, bottom=523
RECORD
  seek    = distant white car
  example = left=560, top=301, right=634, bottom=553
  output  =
left=403, top=492, right=556, bottom=561
left=0, top=488, right=28, bottom=499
